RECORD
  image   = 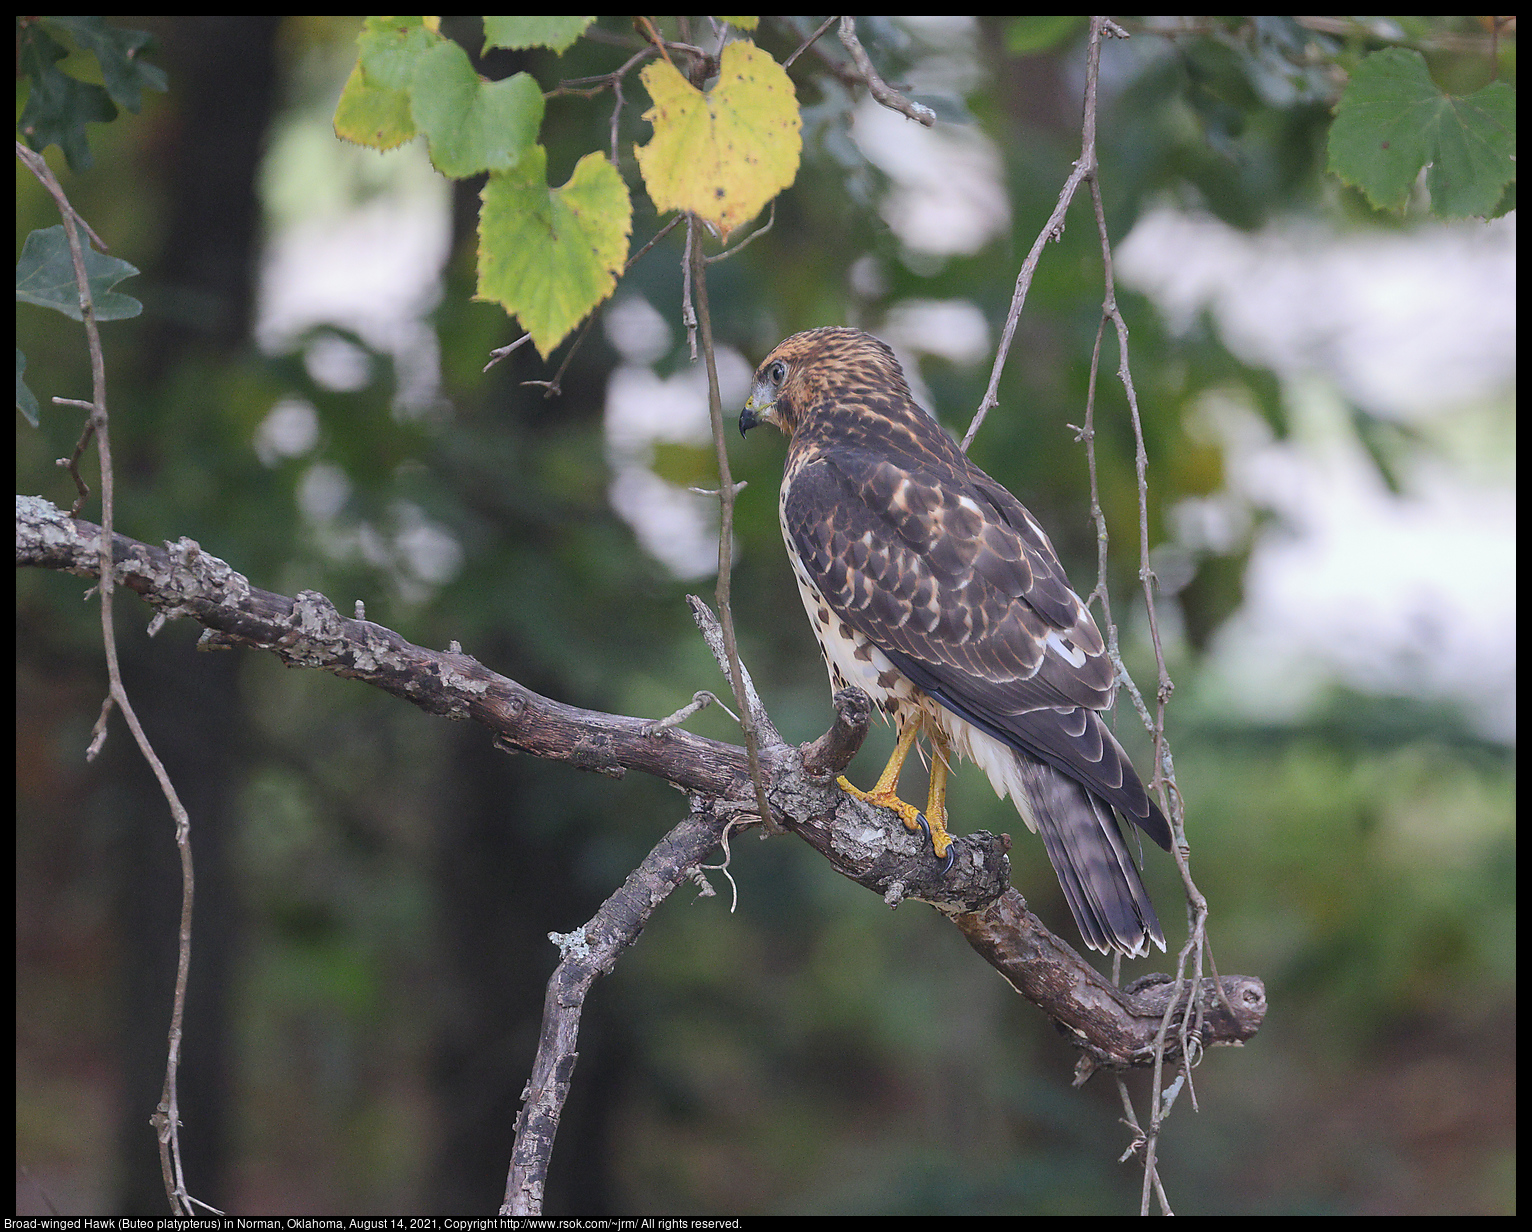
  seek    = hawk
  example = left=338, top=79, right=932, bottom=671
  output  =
left=739, top=327, right=1171, bottom=957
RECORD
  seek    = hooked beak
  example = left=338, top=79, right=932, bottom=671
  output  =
left=739, top=400, right=762, bottom=437
left=740, top=378, right=777, bottom=437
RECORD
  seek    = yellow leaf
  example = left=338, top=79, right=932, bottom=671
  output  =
left=634, top=41, right=800, bottom=242
left=333, top=60, right=416, bottom=150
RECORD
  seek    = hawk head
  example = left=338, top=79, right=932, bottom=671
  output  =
left=740, top=327, right=916, bottom=441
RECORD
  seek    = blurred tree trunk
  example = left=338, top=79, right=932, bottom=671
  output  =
left=113, top=16, right=281, bottom=1214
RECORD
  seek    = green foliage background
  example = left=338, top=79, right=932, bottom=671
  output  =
left=17, top=16, right=1514, bottom=1216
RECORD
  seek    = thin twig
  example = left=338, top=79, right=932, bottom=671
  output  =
left=625, top=213, right=685, bottom=274
left=963, top=16, right=1133, bottom=451
left=519, top=308, right=602, bottom=398
left=645, top=689, right=739, bottom=734
left=704, top=201, right=775, bottom=264
left=16, top=145, right=109, bottom=250
left=1071, top=18, right=1209, bottom=1215
left=681, top=215, right=698, bottom=359
left=683, top=597, right=778, bottom=744
left=784, top=14, right=838, bottom=70
left=607, top=70, right=625, bottom=165
left=836, top=16, right=936, bottom=126
left=16, top=138, right=218, bottom=1218
left=54, top=405, right=98, bottom=514
left=688, top=219, right=782, bottom=836
left=483, top=332, right=535, bottom=372
left=634, top=15, right=676, bottom=68
left=962, top=166, right=1087, bottom=451
left=545, top=46, right=655, bottom=98
left=544, top=45, right=655, bottom=166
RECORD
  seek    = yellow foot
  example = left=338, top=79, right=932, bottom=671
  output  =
left=837, top=775, right=955, bottom=864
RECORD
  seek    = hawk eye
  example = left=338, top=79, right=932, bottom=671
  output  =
left=767, top=360, right=787, bottom=386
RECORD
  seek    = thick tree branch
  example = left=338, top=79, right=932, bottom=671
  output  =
left=957, top=891, right=1265, bottom=1070
left=503, top=794, right=734, bottom=1215
left=18, top=494, right=1265, bottom=1066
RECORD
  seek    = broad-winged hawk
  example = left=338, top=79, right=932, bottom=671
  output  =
left=740, top=327, right=1171, bottom=957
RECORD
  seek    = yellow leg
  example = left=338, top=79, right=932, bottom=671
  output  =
left=924, top=731, right=954, bottom=860
left=837, top=721, right=955, bottom=864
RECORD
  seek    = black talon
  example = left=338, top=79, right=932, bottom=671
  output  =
left=912, top=811, right=954, bottom=875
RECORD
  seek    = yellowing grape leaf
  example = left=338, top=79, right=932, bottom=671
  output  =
left=334, top=15, right=439, bottom=149
left=478, top=147, right=632, bottom=358
left=634, top=40, right=800, bottom=242
left=334, top=60, right=415, bottom=150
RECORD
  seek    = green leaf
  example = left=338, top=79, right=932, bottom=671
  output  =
left=1328, top=48, right=1516, bottom=218
left=410, top=41, right=544, bottom=178
left=1424, top=79, right=1515, bottom=219
left=483, top=16, right=595, bottom=55
left=17, top=350, right=40, bottom=428
left=43, top=17, right=167, bottom=111
left=357, top=15, right=439, bottom=91
left=478, top=147, right=632, bottom=358
left=16, top=25, right=116, bottom=172
left=16, top=226, right=142, bottom=322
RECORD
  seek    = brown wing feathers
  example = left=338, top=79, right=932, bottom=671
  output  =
left=783, top=433, right=1169, bottom=850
